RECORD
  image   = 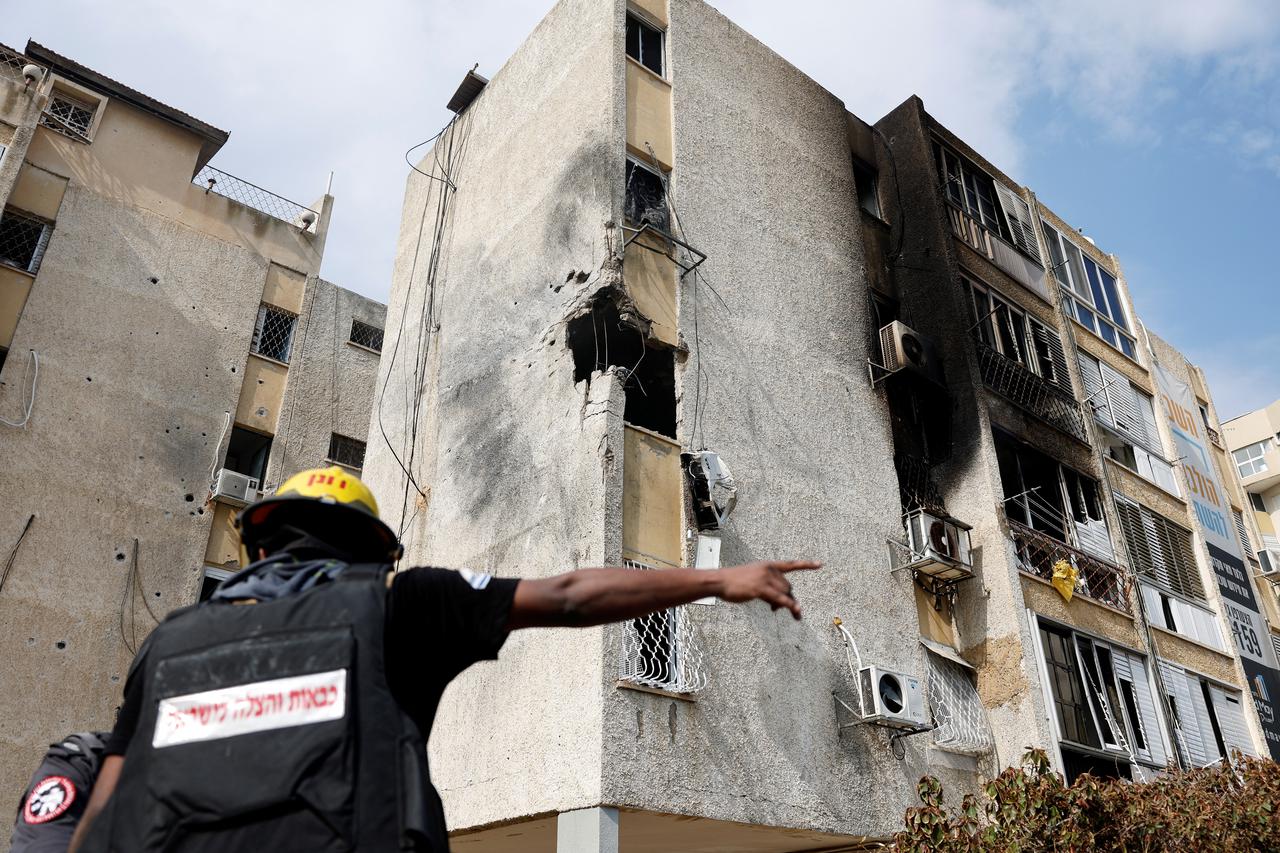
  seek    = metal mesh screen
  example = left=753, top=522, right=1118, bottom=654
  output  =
left=1009, top=520, right=1131, bottom=611
left=977, top=341, right=1087, bottom=440
left=40, top=93, right=96, bottom=141
left=327, top=433, right=367, bottom=470
left=349, top=319, right=384, bottom=352
left=927, top=651, right=994, bottom=755
left=0, top=44, right=37, bottom=84
left=251, top=304, right=297, bottom=363
left=619, top=560, right=707, bottom=694
left=193, top=165, right=318, bottom=227
left=0, top=208, right=51, bottom=274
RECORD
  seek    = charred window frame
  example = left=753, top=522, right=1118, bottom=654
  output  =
left=624, top=158, right=671, bottom=235
left=0, top=207, right=53, bottom=275
left=852, top=157, right=881, bottom=220
left=994, top=430, right=1106, bottom=547
left=625, top=12, right=665, bottom=77
left=961, top=275, right=1067, bottom=388
left=933, top=141, right=1009, bottom=239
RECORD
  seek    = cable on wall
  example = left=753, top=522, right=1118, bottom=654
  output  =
left=0, top=349, right=39, bottom=428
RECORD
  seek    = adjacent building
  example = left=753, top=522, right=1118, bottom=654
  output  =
left=367, top=1, right=1280, bottom=850
left=0, top=41, right=385, bottom=799
left=1223, top=400, right=1280, bottom=660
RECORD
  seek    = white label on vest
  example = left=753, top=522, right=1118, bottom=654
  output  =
left=152, top=668, right=347, bottom=748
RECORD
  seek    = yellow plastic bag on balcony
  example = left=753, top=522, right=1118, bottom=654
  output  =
left=1051, top=559, right=1077, bottom=602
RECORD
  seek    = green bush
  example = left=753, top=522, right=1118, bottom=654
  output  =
left=892, top=749, right=1280, bottom=852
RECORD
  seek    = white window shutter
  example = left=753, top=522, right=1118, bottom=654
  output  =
left=1209, top=685, right=1256, bottom=758
left=994, top=182, right=1042, bottom=264
left=1159, top=660, right=1207, bottom=767
left=1120, top=652, right=1169, bottom=767
left=1076, top=352, right=1112, bottom=426
left=1099, top=362, right=1149, bottom=447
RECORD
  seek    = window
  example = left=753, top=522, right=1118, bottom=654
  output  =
left=224, top=426, right=272, bottom=482
left=348, top=318, right=384, bottom=353
left=0, top=207, right=52, bottom=274
left=1038, top=622, right=1168, bottom=780
left=1233, top=440, right=1271, bottom=479
left=625, top=12, right=664, bottom=76
left=199, top=566, right=234, bottom=602
left=624, top=158, right=670, bottom=233
left=1041, top=223, right=1135, bottom=359
left=932, top=141, right=1042, bottom=263
left=1233, top=508, right=1254, bottom=557
left=1250, top=492, right=1267, bottom=513
left=40, top=91, right=97, bottom=141
left=994, top=431, right=1111, bottom=558
left=1114, top=497, right=1204, bottom=601
left=852, top=158, right=881, bottom=219
left=1076, top=352, right=1178, bottom=494
left=618, top=559, right=706, bottom=693
left=1158, top=661, right=1255, bottom=767
left=327, top=433, right=367, bottom=470
left=251, top=303, right=298, bottom=363
left=961, top=276, right=1068, bottom=388
left=926, top=650, right=994, bottom=755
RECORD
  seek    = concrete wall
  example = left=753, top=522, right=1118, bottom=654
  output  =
left=595, top=1, right=955, bottom=839
left=362, top=0, right=625, bottom=831
left=267, top=279, right=385, bottom=487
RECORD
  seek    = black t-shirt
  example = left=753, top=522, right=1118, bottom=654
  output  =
left=103, top=566, right=518, bottom=806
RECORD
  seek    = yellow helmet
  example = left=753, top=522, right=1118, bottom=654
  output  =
left=235, top=466, right=403, bottom=564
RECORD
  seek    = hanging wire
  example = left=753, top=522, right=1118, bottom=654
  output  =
left=118, top=538, right=160, bottom=656
left=0, top=514, right=34, bottom=597
left=0, top=350, right=39, bottom=428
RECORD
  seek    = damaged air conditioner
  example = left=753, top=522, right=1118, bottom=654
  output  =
left=879, top=321, right=944, bottom=386
left=212, top=468, right=261, bottom=507
left=683, top=450, right=737, bottom=531
left=905, top=509, right=974, bottom=582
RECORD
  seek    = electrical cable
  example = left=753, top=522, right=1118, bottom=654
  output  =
left=0, top=350, right=39, bottom=428
left=0, top=514, right=34, bottom=597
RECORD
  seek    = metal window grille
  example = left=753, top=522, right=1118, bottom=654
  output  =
left=0, top=208, right=51, bottom=274
left=40, top=92, right=96, bottom=141
left=348, top=318, right=384, bottom=352
left=1009, top=520, right=1131, bottom=611
left=251, top=303, right=297, bottom=363
left=327, top=433, right=367, bottom=470
left=0, top=44, right=38, bottom=84
left=977, top=341, right=1087, bottom=441
left=926, top=652, right=994, bottom=755
left=619, top=559, right=707, bottom=694
left=193, top=165, right=319, bottom=228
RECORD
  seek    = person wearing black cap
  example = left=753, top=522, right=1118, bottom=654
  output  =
left=70, top=466, right=818, bottom=852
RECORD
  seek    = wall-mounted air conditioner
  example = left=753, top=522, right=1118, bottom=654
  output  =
left=879, top=321, right=944, bottom=385
left=905, top=509, right=974, bottom=582
left=212, top=468, right=261, bottom=506
left=858, top=665, right=927, bottom=729
left=1260, top=549, right=1280, bottom=580
left=683, top=450, right=737, bottom=531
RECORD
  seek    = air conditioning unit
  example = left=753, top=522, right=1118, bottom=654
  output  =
left=906, top=510, right=974, bottom=582
left=212, top=468, right=261, bottom=506
left=683, top=450, right=738, bottom=531
left=879, top=321, right=944, bottom=385
left=858, top=665, right=927, bottom=729
left=1260, top=549, right=1280, bottom=579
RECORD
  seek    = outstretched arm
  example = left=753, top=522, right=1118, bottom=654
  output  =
left=67, top=755, right=123, bottom=853
left=507, top=560, right=820, bottom=630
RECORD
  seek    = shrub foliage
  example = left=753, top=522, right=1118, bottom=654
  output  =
left=892, top=749, right=1280, bottom=852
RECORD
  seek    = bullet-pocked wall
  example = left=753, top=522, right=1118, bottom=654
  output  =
left=593, top=0, right=953, bottom=838
left=361, top=0, right=627, bottom=832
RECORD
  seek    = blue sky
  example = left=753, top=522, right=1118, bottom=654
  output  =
left=4, top=0, right=1278, bottom=416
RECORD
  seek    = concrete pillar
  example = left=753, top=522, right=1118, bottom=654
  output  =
left=556, top=806, right=619, bottom=853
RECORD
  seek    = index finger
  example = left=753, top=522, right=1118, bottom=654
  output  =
left=767, top=560, right=822, bottom=573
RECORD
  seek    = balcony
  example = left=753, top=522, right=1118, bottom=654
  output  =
left=976, top=342, right=1088, bottom=442
left=946, top=204, right=1051, bottom=303
left=1205, top=425, right=1223, bottom=449
left=1009, top=520, right=1131, bottom=612
left=193, top=165, right=318, bottom=228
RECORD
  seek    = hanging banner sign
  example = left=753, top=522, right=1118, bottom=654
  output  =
left=1156, top=364, right=1280, bottom=760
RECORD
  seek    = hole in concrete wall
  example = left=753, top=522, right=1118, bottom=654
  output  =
left=26, top=637, right=35, bottom=646
left=55, top=641, right=66, bottom=650
left=85, top=376, right=92, bottom=382
left=231, top=367, right=237, bottom=374
left=148, top=277, right=159, bottom=284
left=153, top=591, right=161, bottom=598
left=111, top=675, right=120, bottom=683
left=184, top=494, right=194, bottom=502
left=115, top=552, right=125, bottom=561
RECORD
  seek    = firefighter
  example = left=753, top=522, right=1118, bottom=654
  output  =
left=10, top=732, right=108, bottom=853
left=70, top=466, right=818, bottom=852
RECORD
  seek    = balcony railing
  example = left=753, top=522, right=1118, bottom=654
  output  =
left=193, top=165, right=318, bottom=228
left=976, top=342, right=1088, bottom=441
left=895, top=453, right=947, bottom=516
left=946, top=204, right=1051, bottom=303
left=1205, top=425, right=1223, bottom=448
left=1009, top=520, right=1131, bottom=612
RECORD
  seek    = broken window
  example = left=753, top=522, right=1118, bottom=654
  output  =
left=0, top=207, right=53, bottom=275
left=933, top=141, right=1008, bottom=239
left=625, top=159, right=671, bottom=234
left=566, top=289, right=678, bottom=439
left=625, top=12, right=664, bottom=76
left=224, top=426, right=272, bottom=482
left=328, top=433, right=367, bottom=470
left=199, top=566, right=234, bottom=602
left=251, top=303, right=298, bottom=364
left=348, top=318, right=384, bottom=353
left=961, top=276, right=1068, bottom=390
left=852, top=158, right=881, bottom=219
left=994, top=430, right=1111, bottom=558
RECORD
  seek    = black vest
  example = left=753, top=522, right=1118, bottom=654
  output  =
left=10, top=732, right=107, bottom=853
left=84, top=567, right=439, bottom=852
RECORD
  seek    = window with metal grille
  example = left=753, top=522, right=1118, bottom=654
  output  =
left=625, top=13, right=664, bottom=76
left=0, top=207, right=52, bottom=274
left=961, top=276, right=1069, bottom=390
left=348, top=318, right=383, bottom=352
left=250, top=303, right=297, bottom=363
left=327, top=433, right=366, bottom=470
left=41, top=91, right=97, bottom=141
left=1114, top=496, right=1204, bottom=601
left=618, top=559, right=707, bottom=693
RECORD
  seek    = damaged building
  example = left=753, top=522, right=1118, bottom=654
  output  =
left=0, top=41, right=385, bottom=797
left=367, top=0, right=1280, bottom=850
